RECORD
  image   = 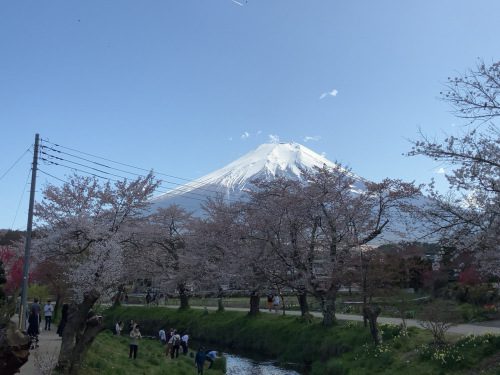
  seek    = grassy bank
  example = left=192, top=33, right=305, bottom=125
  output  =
left=104, top=306, right=500, bottom=374
left=82, top=331, right=226, bottom=375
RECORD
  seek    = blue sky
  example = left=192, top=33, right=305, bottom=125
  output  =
left=1, top=0, right=499, bottom=229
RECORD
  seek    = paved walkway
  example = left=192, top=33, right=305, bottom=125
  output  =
left=161, top=305, right=500, bottom=336
left=19, top=327, right=61, bottom=375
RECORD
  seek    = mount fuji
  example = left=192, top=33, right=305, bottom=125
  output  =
left=150, top=142, right=367, bottom=213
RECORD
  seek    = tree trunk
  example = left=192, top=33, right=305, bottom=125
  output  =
left=56, top=290, right=103, bottom=375
left=319, top=295, right=336, bottom=326
left=113, top=285, right=124, bottom=308
left=248, top=292, right=260, bottom=316
left=178, top=284, right=189, bottom=310
left=53, top=293, right=62, bottom=321
left=363, top=305, right=382, bottom=346
left=217, top=288, right=224, bottom=312
left=297, top=292, right=309, bottom=316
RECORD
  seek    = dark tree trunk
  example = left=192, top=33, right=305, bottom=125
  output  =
left=53, top=293, right=62, bottom=321
left=319, top=294, right=337, bottom=326
left=363, top=305, right=382, bottom=346
left=113, top=285, right=124, bottom=308
left=297, top=292, right=309, bottom=316
left=217, top=288, right=224, bottom=312
left=248, top=291, right=260, bottom=316
left=178, top=284, right=189, bottom=310
left=56, top=290, right=104, bottom=375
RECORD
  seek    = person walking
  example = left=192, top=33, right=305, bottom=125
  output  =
left=43, top=300, right=54, bottom=331
left=181, top=332, right=189, bottom=355
left=195, top=347, right=206, bottom=375
left=170, top=331, right=181, bottom=359
left=145, top=291, right=151, bottom=306
left=267, top=293, right=274, bottom=312
left=272, top=294, right=281, bottom=313
left=129, top=324, right=142, bottom=359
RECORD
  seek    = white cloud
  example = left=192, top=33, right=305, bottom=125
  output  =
left=230, top=0, right=244, bottom=6
left=303, top=135, right=321, bottom=143
left=321, top=152, right=327, bottom=158
left=435, top=167, right=446, bottom=174
left=268, top=134, right=280, bottom=143
left=319, top=88, right=338, bottom=100
left=228, top=137, right=233, bottom=141
left=241, top=131, right=250, bottom=139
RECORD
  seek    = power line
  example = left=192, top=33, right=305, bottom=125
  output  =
left=40, top=144, right=230, bottom=197
left=38, top=166, right=214, bottom=204
left=10, top=167, right=32, bottom=230
left=39, top=149, right=240, bottom=202
left=41, top=138, right=223, bottom=190
left=0, top=145, right=32, bottom=181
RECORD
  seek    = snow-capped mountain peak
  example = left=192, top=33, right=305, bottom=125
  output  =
left=150, top=142, right=362, bottom=211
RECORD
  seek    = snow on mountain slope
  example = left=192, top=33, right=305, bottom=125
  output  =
left=150, top=142, right=365, bottom=212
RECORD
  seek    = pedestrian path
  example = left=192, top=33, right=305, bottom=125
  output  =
left=163, top=305, right=500, bottom=336
left=19, top=328, right=61, bottom=375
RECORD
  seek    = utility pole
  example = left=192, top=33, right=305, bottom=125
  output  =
left=19, top=133, right=39, bottom=330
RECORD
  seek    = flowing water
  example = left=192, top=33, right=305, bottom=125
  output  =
left=224, top=353, right=302, bottom=375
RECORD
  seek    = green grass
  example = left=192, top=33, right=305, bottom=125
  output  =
left=103, top=306, right=500, bottom=375
left=82, top=331, right=226, bottom=375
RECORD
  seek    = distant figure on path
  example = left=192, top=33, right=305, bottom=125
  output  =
left=44, top=300, right=54, bottom=331
left=31, top=298, right=41, bottom=324
left=27, top=310, right=39, bottom=349
left=129, top=324, right=142, bottom=359
left=57, top=303, right=69, bottom=337
left=195, top=347, right=206, bottom=375
left=124, top=293, right=129, bottom=304
left=145, top=291, right=151, bottom=306
left=267, top=294, right=273, bottom=312
left=273, top=294, right=281, bottom=313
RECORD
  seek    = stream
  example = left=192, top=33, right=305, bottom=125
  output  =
left=224, top=353, right=302, bottom=375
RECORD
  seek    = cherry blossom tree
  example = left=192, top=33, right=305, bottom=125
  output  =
left=409, top=60, right=499, bottom=278
left=34, top=173, right=158, bottom=374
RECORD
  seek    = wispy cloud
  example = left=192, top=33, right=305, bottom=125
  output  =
left=228, top=136, right=233, bottom=141
left=257, top=130, right=262, bottom=135
left=303, top=135, right=321, bottom=143
left=319, top=88, right=338, bottom=100
left=241, top=131, right=250, bottom=139
left=268, top=134, right=280, bottom=143
left=230, top=0, right=244, bottom=6
left=321, top=152, right=327, bottom=158
left=435, top=167, right=446, bottom=174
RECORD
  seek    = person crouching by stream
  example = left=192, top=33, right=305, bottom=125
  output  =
left=205, top=350, right=217, bottom=369
left=195, top=347, right=206, bottom=375
left=129, top=324, right=142, bottom=359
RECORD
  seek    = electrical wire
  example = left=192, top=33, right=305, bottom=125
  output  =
left=39, top=149, right=240, bottom=202
left=41, top=138, right=224, bottom=191
left=0, top=145, right=32, bottom=181
left=10, top=167, right=32, bottom=230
